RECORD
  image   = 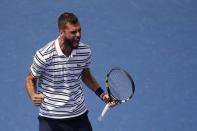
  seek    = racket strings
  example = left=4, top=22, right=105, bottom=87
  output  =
left=108, top=70, right=133, bottom=100
left=108, top=78, right=121, bottom=98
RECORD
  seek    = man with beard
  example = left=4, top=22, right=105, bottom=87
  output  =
left=25, top=12, right=117, bottom=131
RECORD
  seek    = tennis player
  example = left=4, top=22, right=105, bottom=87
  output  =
left=25, top=12, right=117, bottom=131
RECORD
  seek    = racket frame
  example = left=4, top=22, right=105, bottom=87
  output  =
left=98, top=67, right=135, bottom=121
left=105, top=67, right=135, bottom=104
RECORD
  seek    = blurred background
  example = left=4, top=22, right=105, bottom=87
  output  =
left=0, top=0, right=196, bottom=131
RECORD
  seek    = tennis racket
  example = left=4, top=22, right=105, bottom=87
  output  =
left=98, top=67, right=135, bottom=121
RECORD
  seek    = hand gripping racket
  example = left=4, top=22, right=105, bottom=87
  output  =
left=98, top=67, right=135, bottom=121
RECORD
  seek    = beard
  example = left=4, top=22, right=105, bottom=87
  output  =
left=63, top=36, right=79, bottom=49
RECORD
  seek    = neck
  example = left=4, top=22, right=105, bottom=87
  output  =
left=58, top=37, right=72, bottom=57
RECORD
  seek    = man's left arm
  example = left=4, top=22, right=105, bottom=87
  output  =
left=81, top=68, right=117, bottom=107
left=81, top=68, right=101, bottom=92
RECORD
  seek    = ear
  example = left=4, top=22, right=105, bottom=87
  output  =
left=59, top=30, right=64, bottom=37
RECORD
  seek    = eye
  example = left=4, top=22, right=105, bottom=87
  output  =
left=71, top=31, right=77, bottom=34
left=71, top=28, right=81, bottom=35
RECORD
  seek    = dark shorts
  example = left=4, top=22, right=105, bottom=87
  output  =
left=38, top=112, right=93, bottom=131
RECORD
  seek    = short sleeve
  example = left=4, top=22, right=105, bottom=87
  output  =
left=84, top=49, right=91, bottom=68
left=30, top=50, right=46, bottom=78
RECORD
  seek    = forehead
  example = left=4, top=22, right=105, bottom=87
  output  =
left=64, top=22, right=81, bottom=30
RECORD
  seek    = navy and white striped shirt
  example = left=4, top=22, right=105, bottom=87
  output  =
left=30, top=38, right=91, bottom=119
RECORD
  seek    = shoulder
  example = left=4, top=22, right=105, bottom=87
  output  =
left=35, top=40, right=55, bottom=61
left=38, top=40, right=55, bottom=55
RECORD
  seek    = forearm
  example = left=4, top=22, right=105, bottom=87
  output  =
left=82, top=69, right=100, bottom=92
left=25, top=72, right=37, bottom=98
left=25, top=72, right=44, bottom=106
left=81, top=68, right=106, bottom=100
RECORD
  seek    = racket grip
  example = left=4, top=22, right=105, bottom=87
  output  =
left=98, top=104, right=110, bottom=122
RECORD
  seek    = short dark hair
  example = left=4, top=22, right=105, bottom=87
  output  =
left=58, top=12, right=79, bottom=30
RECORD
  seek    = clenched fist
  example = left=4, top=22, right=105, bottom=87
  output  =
left=31, top=93, right=44, bottom=106
left=101, top=93, right=118, bottom=107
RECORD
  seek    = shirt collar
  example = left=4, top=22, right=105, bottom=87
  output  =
left=55, top=37, right=77, bottom=58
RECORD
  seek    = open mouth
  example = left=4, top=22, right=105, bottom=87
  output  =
left=72, top=40, right=79, bottom=48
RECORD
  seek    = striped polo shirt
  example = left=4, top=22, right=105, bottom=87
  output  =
left=30, top=37, right=91, bottom=119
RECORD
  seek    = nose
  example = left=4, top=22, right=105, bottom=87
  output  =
left=76, top=31, right=81, bottom=38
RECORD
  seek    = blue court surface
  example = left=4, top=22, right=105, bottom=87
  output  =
left=0, top=0, right=197, bottom=131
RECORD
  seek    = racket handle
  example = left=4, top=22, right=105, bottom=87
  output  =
left=98, top=104, right=110, bottom=122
